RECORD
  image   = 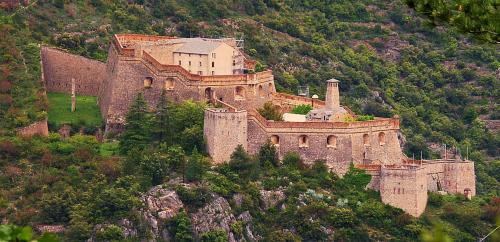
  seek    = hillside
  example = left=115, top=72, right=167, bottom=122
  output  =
left=0, top=0, right=499, bottom=241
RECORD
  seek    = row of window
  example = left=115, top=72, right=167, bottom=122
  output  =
left=177, top=53, right=217, bottom=58
left=269, top=132, right=386, bottom=148
left=178, top=61, right=215, bottom=68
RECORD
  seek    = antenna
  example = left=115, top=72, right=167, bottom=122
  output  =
left=466, top=145, right=469, bottom=160
left=444, top=143, right=447, bottom=160
left=420, top=151, right=423, bottom=161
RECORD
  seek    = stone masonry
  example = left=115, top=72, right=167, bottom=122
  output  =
left=40, top=34, right=476, bottom=217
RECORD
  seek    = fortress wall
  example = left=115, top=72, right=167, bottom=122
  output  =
left=422, top=161, right=445, bottom=192
left=380, top=167, right=428, bottom=217
left=443, top=161, right=476, bottom=196
left=16, top=119, right=49, bottom=137
left=41, top=47, right=106, bottom=96
left=247, top=118, right=353, bottom=174
left=98, top=46, right=119, bottom=119
left=204, top=109, right=248, bottom=163
left=364, top=168, right=382, bottom=190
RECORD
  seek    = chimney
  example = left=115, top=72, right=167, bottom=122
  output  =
left=325, top=78, right=340, bottom=110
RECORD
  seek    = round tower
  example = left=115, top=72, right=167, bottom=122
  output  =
left=325, top=79, right=340, bottom=110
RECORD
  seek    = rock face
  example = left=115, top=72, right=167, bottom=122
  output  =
left=259, top=189, right=286, bottom=210
left=140, top=185, right=184, bottom=241
left=191, top=196, right=237, bottom=240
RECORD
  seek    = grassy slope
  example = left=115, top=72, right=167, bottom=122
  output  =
left=47, top=93, right=102, bottom=128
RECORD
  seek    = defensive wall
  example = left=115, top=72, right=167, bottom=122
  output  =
left=245, top=110, right=402, bottom=174
left=41, top=47, right=107, bottom=96
left=16, top=119, right=49, bottom=137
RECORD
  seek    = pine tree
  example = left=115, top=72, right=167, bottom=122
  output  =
left=152, top=90, right=171, bottom=144
left=119, top=93, right=152, bottom=155
left=258, top=139, right=279, bottom=167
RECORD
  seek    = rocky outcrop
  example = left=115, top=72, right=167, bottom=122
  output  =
left=259, top=189, right=286, bottom=210
left=140, top=185, right=184, bottom=241
left=191, top=196, right=237, bottom=240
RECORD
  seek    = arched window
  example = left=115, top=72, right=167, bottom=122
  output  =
left=378, top=132, right=385, bottom=145
left=165, top=78, right=174, bottom=90
left=270, top=135, right=280, bottom=146
left=258, top=85, right=264, bottom=97
left=205, top=87, right=213, bottom=101
left=327, top=135, right=337, bottom=148
left=298, top=135, right=309, bottom=148
left=363, top=134, right=370, bottom=146
left=235, top=86, right=245, bottom=100
left=144, top=77, right=153, bottom=88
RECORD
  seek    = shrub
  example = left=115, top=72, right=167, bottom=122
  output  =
left=291, top=104, right=312, bottom=115
left=95, top=225, right=123, bottom=242
left=200, top=229, right=228, bottom=242
left=257, top=102, right=283, bottom=121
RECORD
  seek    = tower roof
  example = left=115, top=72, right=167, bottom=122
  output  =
left=326, top=78, right=340, bottom=83
left=173, top=40, right=223, bottom=54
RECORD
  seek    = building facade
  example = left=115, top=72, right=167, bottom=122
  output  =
left=40, top=34, right=476, bottom=217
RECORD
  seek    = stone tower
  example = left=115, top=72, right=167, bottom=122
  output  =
left=204, top=108, right=248, bottom=163
left=325, top=79, right=340, bottom=110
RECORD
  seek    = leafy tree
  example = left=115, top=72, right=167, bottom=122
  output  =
left=0, top=224, right=58, bottom=242
left=229, top=145, right=259, bottom=182
left=140, top=150, right=169, bottom=185
left=185, top=149, right=210, bottom=182
left=166, top=210, right=193, bottom=242
left=257, top=102, right=283, bottom=121
left=258, top=139, right=279, bottom=168
left=119, top=93, right=152, bottom=155
left=291, top=104, right=312, bottom=115
left=152, top=90, right=171, bottom=144
left=200, top=229, right=228, bottom=242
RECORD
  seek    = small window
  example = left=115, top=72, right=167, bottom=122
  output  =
left=298, top=135, right=309, bottom=148
left=212, top=62, right=215, bottom=67
left=144, top=77, right=153, bottom=88
left=235, top=86, right=245, bottom=100
left=270, top=135, right=280, bottom=146
left=212, top=53, right=216, bottom=58
left=233, top=60, right=236, bottom=66
left=212, top=71, right=215, bottom=75
left=199, top=61, right=202, bottom=66
left=378, top=132, right=385, bottom=145
left=198, top=71, right=203, bottom=75
left=189, top=61, right=191, bottom=66
left=327, top=135, right=337, bottom=148
left=178, top=60, right=182, bottom=65
left=258, top=85, right=264, bottom=97
left=164, top=79, right=174, bottom=90
left=178, top=53, right=181, bottom=56
left=188, top=54, right=191, bottom=57
left=363, top=134, right=370, bottom=146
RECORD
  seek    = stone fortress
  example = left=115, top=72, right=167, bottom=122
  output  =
left=40, top=34, right=475, bottom=217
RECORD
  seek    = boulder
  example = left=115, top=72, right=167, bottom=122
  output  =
left=259, top=189, right=286, bottom=210
left=140, top=185, right=184, bottom=241
left=191, top=196, right=237, bottom=241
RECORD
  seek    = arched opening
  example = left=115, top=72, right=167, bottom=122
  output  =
left=268, top=82, right=273, bottom=92
left=165, top=78, right=174, bottom=90
left=144, top=77, right=153, bottom=88
left=327, top=135, right=337, bottom=148
left=205, top=87, right=214, bottom=101
left=270, top=135, right=280, bottom=146
left=235, top=86, right=245, bottom=100
left=378, top=132, right=385, bottom=145
left=298, top=135, right=309, bottom=148
left=258, top=85, right=264, bottom=97
left=363, top=134, right=370, bottom=146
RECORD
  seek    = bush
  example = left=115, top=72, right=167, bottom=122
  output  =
left=200, top=229, right=228, bottom=242
left=291, top=104, right=312, bottom=115
left=95, top=225, right=123, bottom=242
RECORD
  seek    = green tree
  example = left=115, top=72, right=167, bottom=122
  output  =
left=229, top=145, right=259, bottom=182
left=140, top=150, right=169, bottom=185
left=166, top=210, right=193, bottom=242
left=257, top=102, right=283, bottom=121
left=119, top=93, right=152, bottom=155
left=185, top=149, right=210, bottom=182
left=291, top=104, right=312, bottom=115
left=200, top=229, right=228, bottom=242
left=258, top=140, right=279, bottom=168
left=152, top=90, right=171, bottom=144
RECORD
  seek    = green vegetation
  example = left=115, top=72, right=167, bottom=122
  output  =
left=47, top=93, right=102, bottom=130
left=258, top=101, right=283, bottom=121
left=356, top=114, right=375, bottom=121
left=0, top=224, right=58, bottom=242
left=290, top=104, right=313, bottom=115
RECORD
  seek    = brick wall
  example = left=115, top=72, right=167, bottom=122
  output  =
left=41, top=47, right=106, bottom=96
left=443, top=161, right=476, bottom=196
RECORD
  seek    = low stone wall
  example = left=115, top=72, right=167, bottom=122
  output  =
left=17, top=119, right=49, bottom=137
left=41, top=46, right=106, bottom=96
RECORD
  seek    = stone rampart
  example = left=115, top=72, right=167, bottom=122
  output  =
left=246, top=111, right=402, bottom=174
left=17, top=119, right=49, bottom=137
left=41, top=47, right=106, bottom=96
